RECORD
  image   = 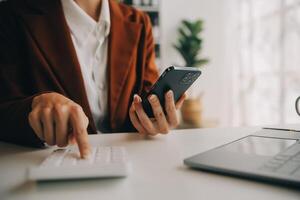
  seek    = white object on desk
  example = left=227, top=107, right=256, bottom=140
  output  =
left=28, top=146, right=129, bottom=181
left=1, top=127, right=300, bottom=200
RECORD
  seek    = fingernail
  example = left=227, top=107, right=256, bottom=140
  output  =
left=135, top=94, right=143, bottom=103
left=167, top=90, right=173, bottom=98
left=82, top=154, right=89, bottom=159
left=148, top=94, right=156, bottom=102
left=84, top=147, right=92, bottom=158
left=83, top=151, right=91, bottom=159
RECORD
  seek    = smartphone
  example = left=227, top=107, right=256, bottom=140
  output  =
left=142, top=66, right=202, bottom=117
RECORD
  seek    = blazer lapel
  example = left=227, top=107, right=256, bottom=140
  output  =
left=108, top=0, right=142, bottom=129
left=19, top=0, right=97, bottom=133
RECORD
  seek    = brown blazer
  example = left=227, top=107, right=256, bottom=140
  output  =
left=0, top=0, right=159, bottom=147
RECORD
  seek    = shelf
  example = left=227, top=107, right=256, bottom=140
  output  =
left=133, top=5, right=159, bottom=12
left=122, top=1, right=161, bottom=59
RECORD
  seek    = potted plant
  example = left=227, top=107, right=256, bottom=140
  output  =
left=173, top=19, right=209, bottom=127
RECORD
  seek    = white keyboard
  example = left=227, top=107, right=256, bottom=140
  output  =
left=28, top=146, right=130, bottom=181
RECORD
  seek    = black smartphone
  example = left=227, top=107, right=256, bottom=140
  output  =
left=142, top=66, right=202, bottom=117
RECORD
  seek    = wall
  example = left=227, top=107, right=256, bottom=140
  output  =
left=160, top=0, right=231, bottom=126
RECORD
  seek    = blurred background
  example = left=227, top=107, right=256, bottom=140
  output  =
left=121, top=0, right=300, bottom=128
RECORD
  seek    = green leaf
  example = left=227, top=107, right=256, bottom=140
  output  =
left=173, top=19, right=209, bottom=68
left=194, top=59, right=209, bottom=67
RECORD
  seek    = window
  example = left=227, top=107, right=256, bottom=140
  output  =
left=230, top=0, right=300, bottom=126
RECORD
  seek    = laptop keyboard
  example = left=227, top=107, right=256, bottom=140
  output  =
left=260, top=141, right=300, bottom=177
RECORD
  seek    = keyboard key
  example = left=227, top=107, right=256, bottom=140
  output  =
left=76, top=158, right=93, bottom=165
left=264, top=162, right=280, bottom=169
left=277, top=161, right=300, bottom=175
left=268, top=159, right=286, bottom=165
left=294, top=168, right=300, bottom=177
left=274, top=155, right=290, bottom=161
left=293, top=154, right=300, bottom=161
left=112, top=148, right=126, bottom=163
left=292, top=159, right=300, bottom=164
left=95, top=147, right=111, bottom=164
left=40, top=149, right=67, bottom=167
left=61, top=153, right=77, bottom=166
left=280, top=145, right=300, bottom=157
left=260, top=166, right=276, bottom=172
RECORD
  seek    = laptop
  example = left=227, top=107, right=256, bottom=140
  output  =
left=184, top=128, right=300, bottom=187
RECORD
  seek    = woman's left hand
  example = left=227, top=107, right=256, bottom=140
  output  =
left=129, top=90, right=187, bottom=136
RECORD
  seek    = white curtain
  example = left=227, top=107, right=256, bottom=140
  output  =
left=225, top=0, right=300, bottom=126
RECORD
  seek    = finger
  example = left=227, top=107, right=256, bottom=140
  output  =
left=133, top=94, right=157, bottom=135
left=53, top=104, right=69, bottom=147
left=28, top=108, right=44, bottom=140
left=68, top=134, right=76, bottom=145
left=69, top=105, right=90, bottom=158
left=175, top=92, right=187, bottom=109
left=148, top=94, right=169, bottom=134
left=41, top=107, right=55, bottom=146
left=129, top=103, right=147, bottom=134
left=165, top=90, right=179, bottom=128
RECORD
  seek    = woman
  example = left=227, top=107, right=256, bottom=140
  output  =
left=0, top=0, right=186, bottom=158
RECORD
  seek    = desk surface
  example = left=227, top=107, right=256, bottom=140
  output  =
left=1, top=127, right=300, bottom=200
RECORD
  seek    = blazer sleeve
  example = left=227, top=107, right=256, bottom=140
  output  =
left=140, top=13, right=159, bottom=95
left=122, top=12, right=159, bottom=132
left=0, top=2, right=44, bottom=147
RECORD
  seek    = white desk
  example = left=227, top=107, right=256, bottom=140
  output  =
left=0, top=127, right=299, bottom=200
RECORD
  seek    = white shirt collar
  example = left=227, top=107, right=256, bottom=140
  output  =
left=61, top=0, right=111, bottom=46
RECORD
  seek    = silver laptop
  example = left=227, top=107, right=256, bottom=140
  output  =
left=184, top=128, right=300, bottom=187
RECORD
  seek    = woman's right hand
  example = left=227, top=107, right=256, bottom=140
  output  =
left=28, top=92, right=91, bottom=158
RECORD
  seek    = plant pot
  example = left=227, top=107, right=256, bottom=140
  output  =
left=180, top=98, right=203, bottom=127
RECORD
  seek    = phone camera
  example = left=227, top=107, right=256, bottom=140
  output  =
left=180, top=72, right=198, bottom=85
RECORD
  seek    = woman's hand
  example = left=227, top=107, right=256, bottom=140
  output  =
left=129, top=90, right=186, bottom=136
left=28, top=92, right=91, bottom=158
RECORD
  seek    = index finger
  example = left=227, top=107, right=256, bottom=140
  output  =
left=69, top=106, right=91, bottom=158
